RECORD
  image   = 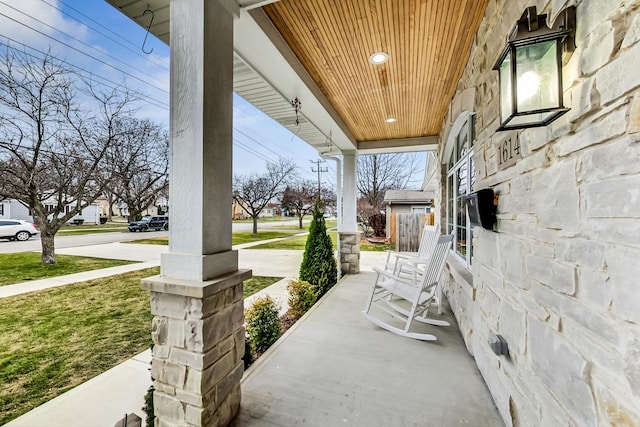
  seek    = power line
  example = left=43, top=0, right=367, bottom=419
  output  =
left=310, top=159, right=328, bottom=195
left=0, top=10, right=169, bottom=94
left=39, top=0, right=170, bottom=71
left=0, top=37, right=169, bottom=111
left=0, top=1, right=167, bottom=89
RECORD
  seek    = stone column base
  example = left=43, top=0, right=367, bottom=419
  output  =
left=141, top=269, right=252, bottom=427
left=339, top=232, right=360, bottom=275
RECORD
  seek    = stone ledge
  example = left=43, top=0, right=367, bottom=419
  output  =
left=446, top=255, right=473, bottom=289
left=141, top=269, right=252, bottom=298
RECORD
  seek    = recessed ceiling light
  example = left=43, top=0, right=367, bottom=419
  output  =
left=385, top=117, right=397, bottom=123
left=369, top=52, right=388, bottom=64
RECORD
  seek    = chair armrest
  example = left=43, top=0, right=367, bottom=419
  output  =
left=372, top=267, right=414, bottom=285
left=402, top=256, right=429, bottom=267
left=386, top=251, right=418, bottom=260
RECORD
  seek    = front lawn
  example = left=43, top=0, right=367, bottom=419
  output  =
left=0, top=269, right=281, bottom=425
left=252, top=232, right=338, bottom=250
left=0, top=253, right=134, bottom=287
left=126, top=231, right=298, bottom=246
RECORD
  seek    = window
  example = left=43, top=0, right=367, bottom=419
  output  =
left=411, top=206, right=427, bottom=214
left=446, top=115, right=476, bottom=268
left=0, top=204, right=3, bottom=216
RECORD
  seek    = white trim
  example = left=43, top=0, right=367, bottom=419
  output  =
left=441, top=111, right=475, bottom=165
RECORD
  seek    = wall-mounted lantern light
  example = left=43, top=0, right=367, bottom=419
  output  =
left=493, top=6, right=576, bottom=131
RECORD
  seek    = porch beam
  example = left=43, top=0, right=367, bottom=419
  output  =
left=357, top=136, right=439, bottom=154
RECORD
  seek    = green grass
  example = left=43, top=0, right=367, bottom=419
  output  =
left=232, top=231, right=297, bottom=245
left=232, top=216, right=290, bottom=223
left=0, top=267, right=158, bottom=425
left=57, top=228, right=128, bottom=236
left=271, top=219, right=337, bottom=231
left=251, top=232, right=393, bottom=252
left=126, top=236, right=169, bottom=245
left=0, top=269, right=280, bottom=425
left=360, top=241, right=394, bottom=252
left=0, top=253, right=134, bottom=287
left=244, top=276, right=283, bottom=295
left=57, top=223, right=129, bottom=236
left=252, top=231, right=337, bottom=250
left=126, top=231, right=298, bottom=246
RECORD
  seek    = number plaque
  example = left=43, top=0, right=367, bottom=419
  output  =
left=495, top=131, right=522, bottom=171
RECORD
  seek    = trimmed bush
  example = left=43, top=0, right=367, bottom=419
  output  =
left=143, top=384, right=155, bottom=427
left=287, top=279, right=317, bottom=319
left=299, top=200, right=337, bottom=296
left=245, top=295, right=281, bottom=354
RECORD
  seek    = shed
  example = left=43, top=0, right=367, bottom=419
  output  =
left=383, top=190, right=435, bottom=240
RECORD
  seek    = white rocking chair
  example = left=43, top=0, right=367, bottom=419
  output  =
left=384, top=223, right=440, bottom=276
left=363, top=234, right=454, bottom=341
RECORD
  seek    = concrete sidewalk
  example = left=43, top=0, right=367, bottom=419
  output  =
left=2, top=236, right=387, bottom=426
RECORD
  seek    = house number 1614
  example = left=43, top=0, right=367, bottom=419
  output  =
left=495, top=132, right=522, bottom=171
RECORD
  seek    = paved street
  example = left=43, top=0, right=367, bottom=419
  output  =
left=0, top=219, right=309, bottom=254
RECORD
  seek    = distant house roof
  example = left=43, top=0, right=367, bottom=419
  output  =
left=383, top=190, right=435, bottom=204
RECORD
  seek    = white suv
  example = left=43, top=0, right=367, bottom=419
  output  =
left=0, top=220, right=39, bottom=241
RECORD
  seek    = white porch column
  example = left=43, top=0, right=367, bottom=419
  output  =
left=141, top=1, right=250, bottom=426
left=339, top=152, right=360, bottom=274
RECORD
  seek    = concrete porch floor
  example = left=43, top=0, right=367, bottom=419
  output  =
left=233, top=272, right=504, bottom=427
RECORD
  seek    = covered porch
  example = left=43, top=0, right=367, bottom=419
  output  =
left=234, top=270, right=501, bottom=426
left=104, top=0, right=640, bottom=425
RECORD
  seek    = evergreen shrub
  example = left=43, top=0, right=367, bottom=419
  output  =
left=245, top=295, right=281, bottom=354
left=299, top=201, right=337, bottom=296
left=287, top=279, right=317, bottom=319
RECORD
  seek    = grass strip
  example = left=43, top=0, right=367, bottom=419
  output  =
left=126, top=231, right=298, bottom=246
left=0, top=253, right=134, bottom=287
left=57, top=228, right=128, bottom=236
left=0, top=269, right=280, bottom=425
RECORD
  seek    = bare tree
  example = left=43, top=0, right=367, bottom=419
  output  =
left=357, top=153, right=421, bottom=210
left=281, top=180, right=316, bottom=229
left=233, top=159, right=296, bottom=236
left=0, top=47, right=139, bottom=264
left=105, top=118, right=169, bottom=222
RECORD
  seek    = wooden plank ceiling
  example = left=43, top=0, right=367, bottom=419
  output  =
left=263, top=0, right=489, bottom=144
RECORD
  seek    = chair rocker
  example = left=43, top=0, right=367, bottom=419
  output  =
left=363, top=234, right=454, bottom=341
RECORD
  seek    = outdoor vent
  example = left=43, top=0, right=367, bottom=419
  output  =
left=466, top=189, right=497, bottom=230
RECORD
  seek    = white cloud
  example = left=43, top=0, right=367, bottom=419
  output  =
left=0, top=0, right=88, bottom=52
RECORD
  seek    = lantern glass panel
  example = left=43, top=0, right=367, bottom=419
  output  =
left=515, top=40, right=559, bottom=112
left=508, top=111, right=556, bottom=127
left=499, top=54, right=512, bottom=123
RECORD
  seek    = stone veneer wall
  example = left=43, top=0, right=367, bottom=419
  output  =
left=339, top=232, right=360, bottom=274
left=141, top=270, right=250, bottom=427
left=437, top=1, right=640, bottom=426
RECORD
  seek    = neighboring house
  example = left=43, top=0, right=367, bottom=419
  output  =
left=0, top=199, right=101, bottom=224
left=232, top=199, right=249, bottom=220
left=260, top=203, right=281, bottom=218
left=0, top=199, right=30, bottom=221
left=383, top=190, right=434, bottom=238
left=113, top=200, right=169, bottom=219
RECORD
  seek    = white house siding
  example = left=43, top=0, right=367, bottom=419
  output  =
left=0, top=200, right=100, bottom=224
left=0, top=200, right=30, bottom=221
left=437, top=1, right=640, bottom=426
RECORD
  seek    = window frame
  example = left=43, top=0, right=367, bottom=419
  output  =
left=445, top=115, right=475, bottom=269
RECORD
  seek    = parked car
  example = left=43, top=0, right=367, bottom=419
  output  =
left=0, top=219, right=39, bottom=241
left=128, top=215, right=169, bottom=232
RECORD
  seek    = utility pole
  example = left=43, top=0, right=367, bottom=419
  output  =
left=310, top=159, right=328, bottom=200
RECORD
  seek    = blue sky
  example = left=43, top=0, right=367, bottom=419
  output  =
left=0, top=0, right=425, bottom=187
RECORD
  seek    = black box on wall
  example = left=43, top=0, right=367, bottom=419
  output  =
left=466, top=188, right=496, bottom=230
